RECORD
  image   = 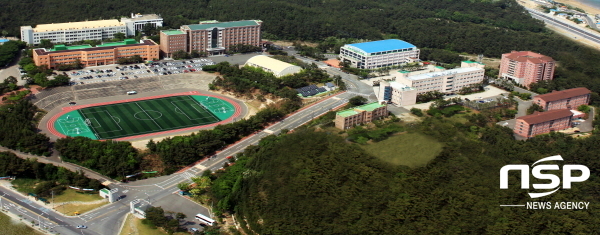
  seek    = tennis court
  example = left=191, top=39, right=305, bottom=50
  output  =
left=53, top=95, right=235, bottom=140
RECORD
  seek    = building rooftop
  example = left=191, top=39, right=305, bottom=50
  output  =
left=245, top=55, right=301, bottom=75
left=503, top=51, right=554, bottom=64
left=31, top=19, right=124, bottom=32
left=535, top=87, right=592, bottom=102
left=337, top=102, right=386, bottom=117
left=50, top=44, right=93, bottom=51
left=389, top=82, right=414, bottom=91
left=517, top=109, right=573, bottom=125
left=161, top=29, right=186, bottom=35
left=406, top=66, right=482, bottom=81
left=462, top=60, right=485, bottom=66
left=121, top=13, right=162, bottom=22
left=185, top=20, right=261, bottom=30
left=35, top=39, right=156, bottom=55
left=344, top=39, right=416, bottom=54
left=96, top=39, right=138, bottom=47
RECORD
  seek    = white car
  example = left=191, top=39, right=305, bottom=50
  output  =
left=127, top=91, right=137, bottom=95
left=76, top=225, right=87, bottom=229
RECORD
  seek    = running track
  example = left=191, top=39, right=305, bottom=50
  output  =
left=46, top=91, right=242, bottom=141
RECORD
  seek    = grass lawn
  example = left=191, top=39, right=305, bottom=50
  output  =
left=11, top=178, right=40, bottom=195
left=54, top=201, right=109, bottom=216
left=119, top=214, right=188, bottom=235
left=360, top=132, right=443, bottom=168
left=0, top=212, right=43, bottom=235
left=51, top=189, right=103, bottom=203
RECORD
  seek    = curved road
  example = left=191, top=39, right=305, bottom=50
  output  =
left=1, top=59, right=375, bottom=234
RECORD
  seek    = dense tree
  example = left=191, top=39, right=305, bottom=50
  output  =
left=0, top=40, right=25, bottom=67
left=54, top=137, right=140, bottom=179
left=0, top=100, right=50, bottom=155
left=348, top=96, right=367, bottom=106
left=0, top=151, right=103, bottom=197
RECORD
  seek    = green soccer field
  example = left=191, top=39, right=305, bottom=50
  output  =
left=54, top=95, right=235, bottom=140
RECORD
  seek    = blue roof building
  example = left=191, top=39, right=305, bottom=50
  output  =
left=339, top=39, right=420, bottom=69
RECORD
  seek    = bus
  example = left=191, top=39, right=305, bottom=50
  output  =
left=195, top=214, right=215, bottom=226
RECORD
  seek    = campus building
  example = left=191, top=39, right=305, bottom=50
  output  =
left=499, top=51, right=556, bottom=88
left=121, top=13, right=164, bottom=36
left=159, top=30, right=187, bottom=58
left=21, top=14, right=163, bottom=45
left=377, top=81, right=418, bottom=106
left=393, top=61, right=485, bottom=95
left=160, top=20, right=262, bottom=56
left=33, top=39, right=159, bottom=69
left=514, top=109, right=573, bottom=138
left=335, top=102, right=388, bottom=130
left=244, top=55, right=302, bottom=77
left=339, top=39, right=420, bottom=69
left=533, top=87, right=591, bottom=111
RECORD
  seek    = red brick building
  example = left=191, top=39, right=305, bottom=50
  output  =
left=514, top=109, right=573, bottom=138
left=160, top=20, right=262, bottom=57
left=159, top=30, right=187, bottom=58
left=533, top=87, right=591, bottom=111
left=499, top=51, right=556, bottom=88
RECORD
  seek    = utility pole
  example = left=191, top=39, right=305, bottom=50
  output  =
left=51, top=190, right=54, bottom=210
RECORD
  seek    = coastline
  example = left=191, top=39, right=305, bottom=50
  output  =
left=555, top=0, right=600, bottom=15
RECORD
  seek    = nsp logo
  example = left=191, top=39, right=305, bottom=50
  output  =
left=500, top=155, right=589, bottom=198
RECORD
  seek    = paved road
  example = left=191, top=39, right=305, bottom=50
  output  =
left=527, top=8, right=600, bottom=44
left=0, top=186, right=96, bottom=235
left=0, top=51, right=378, bottom=234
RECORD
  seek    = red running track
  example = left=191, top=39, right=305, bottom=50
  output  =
left=46, top=91, right=242, bottom=141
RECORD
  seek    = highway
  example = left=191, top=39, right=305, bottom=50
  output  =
left=526, top=8, right=600, bottom=44
left=1, top=52, right=376, bottom=234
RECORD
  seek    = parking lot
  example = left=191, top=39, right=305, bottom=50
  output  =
left=65, top=59, right=215, bottom=86
left=148, top=59, right=214, bottom=76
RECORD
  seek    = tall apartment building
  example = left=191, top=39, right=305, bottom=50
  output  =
left=377, top=81, right=418, bottom=106
left=160, top=20, right=262, bottom=57
left=121, top=13, right=163, bottom=36
left=533, top=87, right=591, bottom=111
left=21, top=13, right=163, bottom=45
left=335, top=102, right=388, bottom=130
left=339, top=39, right=420, bottom=69
left=33, top=39, right=159, bottom=69
left=514, top=109, right=573, bottom=138
left=394, top=61, right=485, bottom=95
left=499, top=51, right=556, bottom=88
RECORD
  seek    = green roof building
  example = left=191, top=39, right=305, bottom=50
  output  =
left=335, top=102, right=388, bottom=129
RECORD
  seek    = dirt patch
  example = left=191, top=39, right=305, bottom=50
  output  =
left=398, top=113, right=421, bottom=123
left=460, top=54, right=501, bottom=69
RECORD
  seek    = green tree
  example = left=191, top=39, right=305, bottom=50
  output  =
left=578, top=104, right=591, bottom=113
left=526, top=103, right=544, bottom=115
left=113, top=32, right=126, bottom=41
left=348, top=96, right=367, bottom=106
left=410, top=108, right=424, bottom=117
left=39, top=39, right=53, bottom=49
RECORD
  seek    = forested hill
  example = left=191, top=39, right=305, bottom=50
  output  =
left=4, top=0, right=598, bottom=100
left=0, top=0, right=542, bottom=41
left=231, top=122, right=600, bottom=234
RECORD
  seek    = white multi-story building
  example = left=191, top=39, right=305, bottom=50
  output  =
left=21, top=13, right=163, bottom=45
left=395, top=61, right=485, bottom=94
left=378, top=81, right=418, bottom=106
left=121, top=13, right=163, bottom=36
left=339, top=39, right=420, bottom=69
